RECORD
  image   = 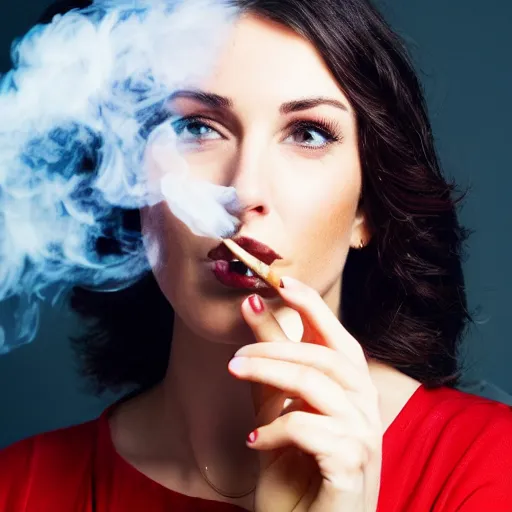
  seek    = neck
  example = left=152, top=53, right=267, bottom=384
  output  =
left=161, top=315, right=260, bottom=496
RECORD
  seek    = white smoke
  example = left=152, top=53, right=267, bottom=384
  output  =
left=0, top=0, right=242, bottom=354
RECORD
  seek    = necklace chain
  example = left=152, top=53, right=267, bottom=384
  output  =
left=198, top=464, right=256, bottom=499
left=176, top=392, right=255, bottom=499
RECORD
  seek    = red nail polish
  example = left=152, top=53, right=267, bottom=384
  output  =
left=279, top=279, right=284, bottom=288
left=248, top=294, right=264, bottom=314
left=247, top=430, right=258, bottom=443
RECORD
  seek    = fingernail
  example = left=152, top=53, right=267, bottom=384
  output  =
left=248, top=294, right=264, bottom=314
left=247, top=429, right=258, bottom=444
left=228, top=357, right=246, bottom=374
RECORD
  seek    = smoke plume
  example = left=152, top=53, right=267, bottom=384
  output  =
left=0, top=0, right=242, bottom=354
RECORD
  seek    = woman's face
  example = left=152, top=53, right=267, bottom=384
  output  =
left=141, top=14, right=368, bottom=344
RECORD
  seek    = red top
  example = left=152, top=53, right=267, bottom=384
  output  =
left=1, top=384, right=512, bottom=511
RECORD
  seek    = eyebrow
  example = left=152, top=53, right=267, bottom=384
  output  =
left=167, top=89, right=349, bottom=114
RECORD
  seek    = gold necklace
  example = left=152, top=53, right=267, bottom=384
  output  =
left=199, top=464, right=256, bottom=499
left=176, top=391, right=256, bottom=499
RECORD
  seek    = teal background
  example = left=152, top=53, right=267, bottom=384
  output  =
left=1, top=1, right=511, bottom=448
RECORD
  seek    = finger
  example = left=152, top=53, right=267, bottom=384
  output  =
left=249, top=410, right=379, bottom=459
left=233, top=343, right=380, bottom=425
left=240, top=294, right=290, bottom=344
left=234, top=341, right=369, bottom=394
left=239, top=294, right=292, bottom=424
left=228, top=356, right=360, bottom=420
left=278, top=276, right=367, bottom=369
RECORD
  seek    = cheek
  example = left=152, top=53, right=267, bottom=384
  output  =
left=276, top=154, right=362, bottom=286
left=292, top=195, right=356, bottom=276
left=141, top=205, right=174, bottom=266
left=284, top=172, right=361, bottom=247
left=140, top=204, right=192, bottom=300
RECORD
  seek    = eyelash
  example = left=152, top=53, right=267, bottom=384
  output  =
left=289, top=118, right=343, bottom=149
left=170, top=115, right=343, bottom=150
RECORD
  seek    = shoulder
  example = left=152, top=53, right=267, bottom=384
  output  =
left=0, top=418, right=99, bottom=510
left=430, top=386, right=512, bottom=460
left=393, top=384, right=512, bottom=432
left=382, top=386, right=512, bottom=511
left=402, top=385, right=512, bottom=459
left=422, top=385, right=512, bottom=434
left=428, top=388, right=512, bottom=510
left=0, top=416, right=98, bottom=463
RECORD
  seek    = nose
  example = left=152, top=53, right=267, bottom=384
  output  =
left=228, top=140, right=271, bottom=223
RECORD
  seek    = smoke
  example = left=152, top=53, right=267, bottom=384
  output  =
left=0, top=0, right=242, bottom=354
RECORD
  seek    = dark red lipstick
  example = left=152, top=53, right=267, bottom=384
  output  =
left=206, top=236, right=282, bottom=293
left=207, top=236, right=282, bottom=265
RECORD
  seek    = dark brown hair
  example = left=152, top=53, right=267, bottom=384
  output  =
left=40, top=0, right=471, bottom=394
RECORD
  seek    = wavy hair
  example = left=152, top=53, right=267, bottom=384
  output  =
left=39, top=0, right=471, bottom=394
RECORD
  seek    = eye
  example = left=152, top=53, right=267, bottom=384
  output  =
left=284, top=119, right=341, bottom=150
left=170, top=116, right=222, bottom=143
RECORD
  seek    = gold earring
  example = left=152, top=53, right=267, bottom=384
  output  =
left=358, top=240, right=365, bottom=249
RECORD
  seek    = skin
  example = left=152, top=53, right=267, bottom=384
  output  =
left=109, top=13, right=422, bottom=511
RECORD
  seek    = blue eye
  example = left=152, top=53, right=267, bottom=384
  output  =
left=171, top=117, right=221, bottom=142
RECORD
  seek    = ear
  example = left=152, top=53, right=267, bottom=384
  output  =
left=349, top=206, right=371, bottom=250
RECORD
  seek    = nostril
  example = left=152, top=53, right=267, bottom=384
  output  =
left=254, top=205, right=264, bottom=213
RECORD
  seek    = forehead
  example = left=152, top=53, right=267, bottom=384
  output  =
left=191, top=14, right=351, bottom=112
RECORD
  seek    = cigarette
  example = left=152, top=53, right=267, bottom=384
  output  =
left=222, top=238, right=282, bottom=290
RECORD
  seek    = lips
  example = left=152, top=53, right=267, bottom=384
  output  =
left=207, top=236, right=282, bottom=265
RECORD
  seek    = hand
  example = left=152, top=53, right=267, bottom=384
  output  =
left=229, top=276, right=383, bottom=512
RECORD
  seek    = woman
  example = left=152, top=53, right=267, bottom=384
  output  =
left=1, top=0, right=511, bottom=511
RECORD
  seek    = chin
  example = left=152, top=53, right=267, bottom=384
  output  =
left=173, top=287, right=256, bottom=346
